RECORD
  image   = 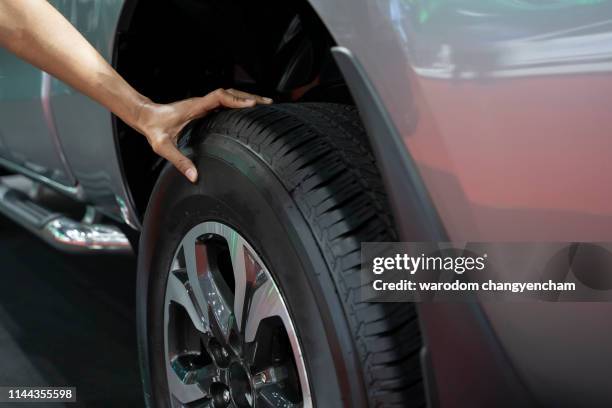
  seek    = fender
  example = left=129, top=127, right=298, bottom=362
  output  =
left=330, top=46, right=535, bottom=408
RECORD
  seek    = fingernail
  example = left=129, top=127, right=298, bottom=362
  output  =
left=263, top=97, right=273, bottom=103
left=186, top=168, right=198, bottom=183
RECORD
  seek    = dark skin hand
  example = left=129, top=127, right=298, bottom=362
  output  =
left=0, top=0, right=272, bottom=182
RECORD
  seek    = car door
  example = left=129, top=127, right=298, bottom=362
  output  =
left=0, top=43, right=76, bottom=188
left=0, top=0, right=134, bottom=226
left=43, top=0, right=137, bottom=225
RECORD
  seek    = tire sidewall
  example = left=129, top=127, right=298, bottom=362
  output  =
left=137, top=134, right=366, bottom=407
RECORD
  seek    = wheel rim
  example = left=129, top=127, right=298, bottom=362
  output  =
left=164, top=221, right=312, bottom=408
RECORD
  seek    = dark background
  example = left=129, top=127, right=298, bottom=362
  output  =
left=0, top=216, right=144, bottom=407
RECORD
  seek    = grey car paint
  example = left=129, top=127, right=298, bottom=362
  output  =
left=0, top=0, right=137, bottom=227
left=50, top=0, right=139, bottom=228
left=0, top=0, right=611, bottom=406
left=0, top=48, right=75, bottom=187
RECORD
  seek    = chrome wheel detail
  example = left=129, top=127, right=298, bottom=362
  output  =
left=164, top=222, right=311, bottom=408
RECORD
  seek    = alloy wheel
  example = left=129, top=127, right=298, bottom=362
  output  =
left=164, top=221, right=311, bottom=408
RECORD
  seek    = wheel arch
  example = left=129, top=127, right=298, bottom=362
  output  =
left=110, top=0, right=437, bottom=234
left=111, top=2, right=448, bottom=237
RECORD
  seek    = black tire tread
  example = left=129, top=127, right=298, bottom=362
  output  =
left=204, top=103, right=425, bottom=407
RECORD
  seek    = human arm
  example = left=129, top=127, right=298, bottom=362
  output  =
left=0, top=0, right=271, bottom=182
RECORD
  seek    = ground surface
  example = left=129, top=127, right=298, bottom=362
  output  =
left=0, top=216, right=144, bottom=407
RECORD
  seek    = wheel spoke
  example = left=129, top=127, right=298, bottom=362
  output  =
left=167, top=362, right=207, bottom=405
left=243, top=341, right=258, bottom=366
left=202, top=269, right=235, bottom=344
left=182, top=236, right=211, bottom=332
left=168, top=353, right=221, bottom=406
left=167, top=269, right=207, bottom=333
left=244, top=279, right=285, bottom=343
left=183, top=238, right=235, bottom=343
left=228, top=232, right=248, bottom=331
left=244, top=277, right=312, bottom=407
left=231, top=241, right=267, bottom=333
left=172, top=355, right=221, bottom=390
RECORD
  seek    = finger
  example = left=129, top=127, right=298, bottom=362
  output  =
left=185, top=89, right=261, bottom=120
left=213, top=88, right=257, bottom=109
left=153, top=140, right=198, bottom=183
left=226, top=88, right=273, bottom=104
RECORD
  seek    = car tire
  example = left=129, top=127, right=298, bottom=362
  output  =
left=137, top=103, right=425, bottom=407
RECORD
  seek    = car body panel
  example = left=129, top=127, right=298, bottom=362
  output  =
left=0, top=0, right=138, bottom=226
left=0, top=48, right=75, bottom=186
left=309, top=0, right=612, bottom=241
left=308, top=0, right=612, bottom=406
left=50, top=0, right=139, bottom=227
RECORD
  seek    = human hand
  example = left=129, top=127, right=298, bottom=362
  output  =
left=135, top=88, right=272, bottom=182
left=0, top=2, right=272, bottom=183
